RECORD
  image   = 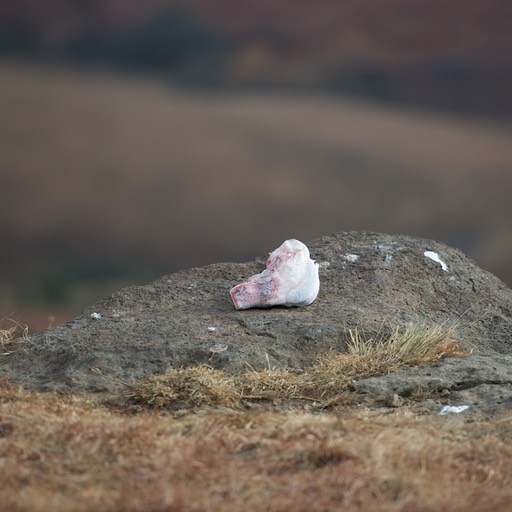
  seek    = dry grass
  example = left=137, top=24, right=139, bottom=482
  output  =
left=131, top=366, right=240, bottom=409
left=1, top=323, right=510, bottom=512
left=1, top=382, right=512, bottom=512
left=0, top=318, right=28, bottom=355
left=344, top=322, right=465, bottom=366
left=128, top=323, right=466, bottom=410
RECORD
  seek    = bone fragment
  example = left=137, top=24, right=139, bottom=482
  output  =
left=230, top=239, right=319, bottom=310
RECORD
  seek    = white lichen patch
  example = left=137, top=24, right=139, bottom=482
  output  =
left=376, top=244, right=394, bottom=264
left=424, top=250, right=448, bottom=272
left=438, top=405, right=470, bottom=415
left=343, top=254, right=359, bottom=263
left=209, top=343, right=228, bottom=353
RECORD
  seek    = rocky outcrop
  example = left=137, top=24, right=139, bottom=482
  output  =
left=2, top=232, right=512, bottom=415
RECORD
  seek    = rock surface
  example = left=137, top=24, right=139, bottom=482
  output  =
left=2, top=232, right=512, bottom=415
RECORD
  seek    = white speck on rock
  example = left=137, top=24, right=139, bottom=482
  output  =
left=209, top=343, right=228, bottom=353
left=438, top=405, right=470, bottom=415
left=318, top=261, right=331, bottom=269
left=90, top=312, right=102, bottom=320
left=207, top=326, right=216, bottom=332
left=377, top=244, right=393, bottom=264
left=424, top=250, right=448, bottom=272
left=377, top=243, right=391, bottom=253
left=343, top=254, right=359, bottom=263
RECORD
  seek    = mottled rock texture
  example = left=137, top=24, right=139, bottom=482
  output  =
left=2, top=232, right=511, bottom=415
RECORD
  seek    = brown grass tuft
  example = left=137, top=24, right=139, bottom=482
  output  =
left=0, top=318, right=28, bottom=355
left=345, top=322, right=466, bottom=365
left=127, top=365, right=240, bottom=408
left=239, top=367, right=302, bottom=400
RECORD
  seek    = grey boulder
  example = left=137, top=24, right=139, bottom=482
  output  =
left=1, top=232, right=511, bottom=415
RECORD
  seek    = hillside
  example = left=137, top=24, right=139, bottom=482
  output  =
left=1, top=62, right=512, bottom=329
left=0, top=0, right=511, bottom=118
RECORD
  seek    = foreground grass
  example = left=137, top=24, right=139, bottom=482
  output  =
left=0, top=318, right=28, bottom=356
left=3, top=323, right=510, bottom=511
left=1, top=384, right=512, bottom=512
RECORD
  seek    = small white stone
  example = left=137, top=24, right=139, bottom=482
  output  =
left=424, top=250, right=448, bottom=272
left=207, top=326, right=216, bottom=332
left=438, top=405, right=470, bottom=415
left=90, top=312, right=102, bottom=320
left=209, top=343, right=228, bottom=353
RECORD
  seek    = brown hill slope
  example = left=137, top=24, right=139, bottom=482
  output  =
left=1, top=0, right=511, bottom=117
left=1, top=63, right=511, bottom=328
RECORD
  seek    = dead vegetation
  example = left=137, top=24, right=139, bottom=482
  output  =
left=128, top=323, right=466, bottom=410
left=1, top=323, right=511, bottom=511
left=0, top=318, right=28, bottom=355
left=1, top=381, right=512, bottom=512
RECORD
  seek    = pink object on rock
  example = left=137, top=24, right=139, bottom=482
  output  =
left=230, top=239, right=320, bottom=310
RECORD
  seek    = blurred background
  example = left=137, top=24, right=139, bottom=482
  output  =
left=1, top=0, right=511, bottom=333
